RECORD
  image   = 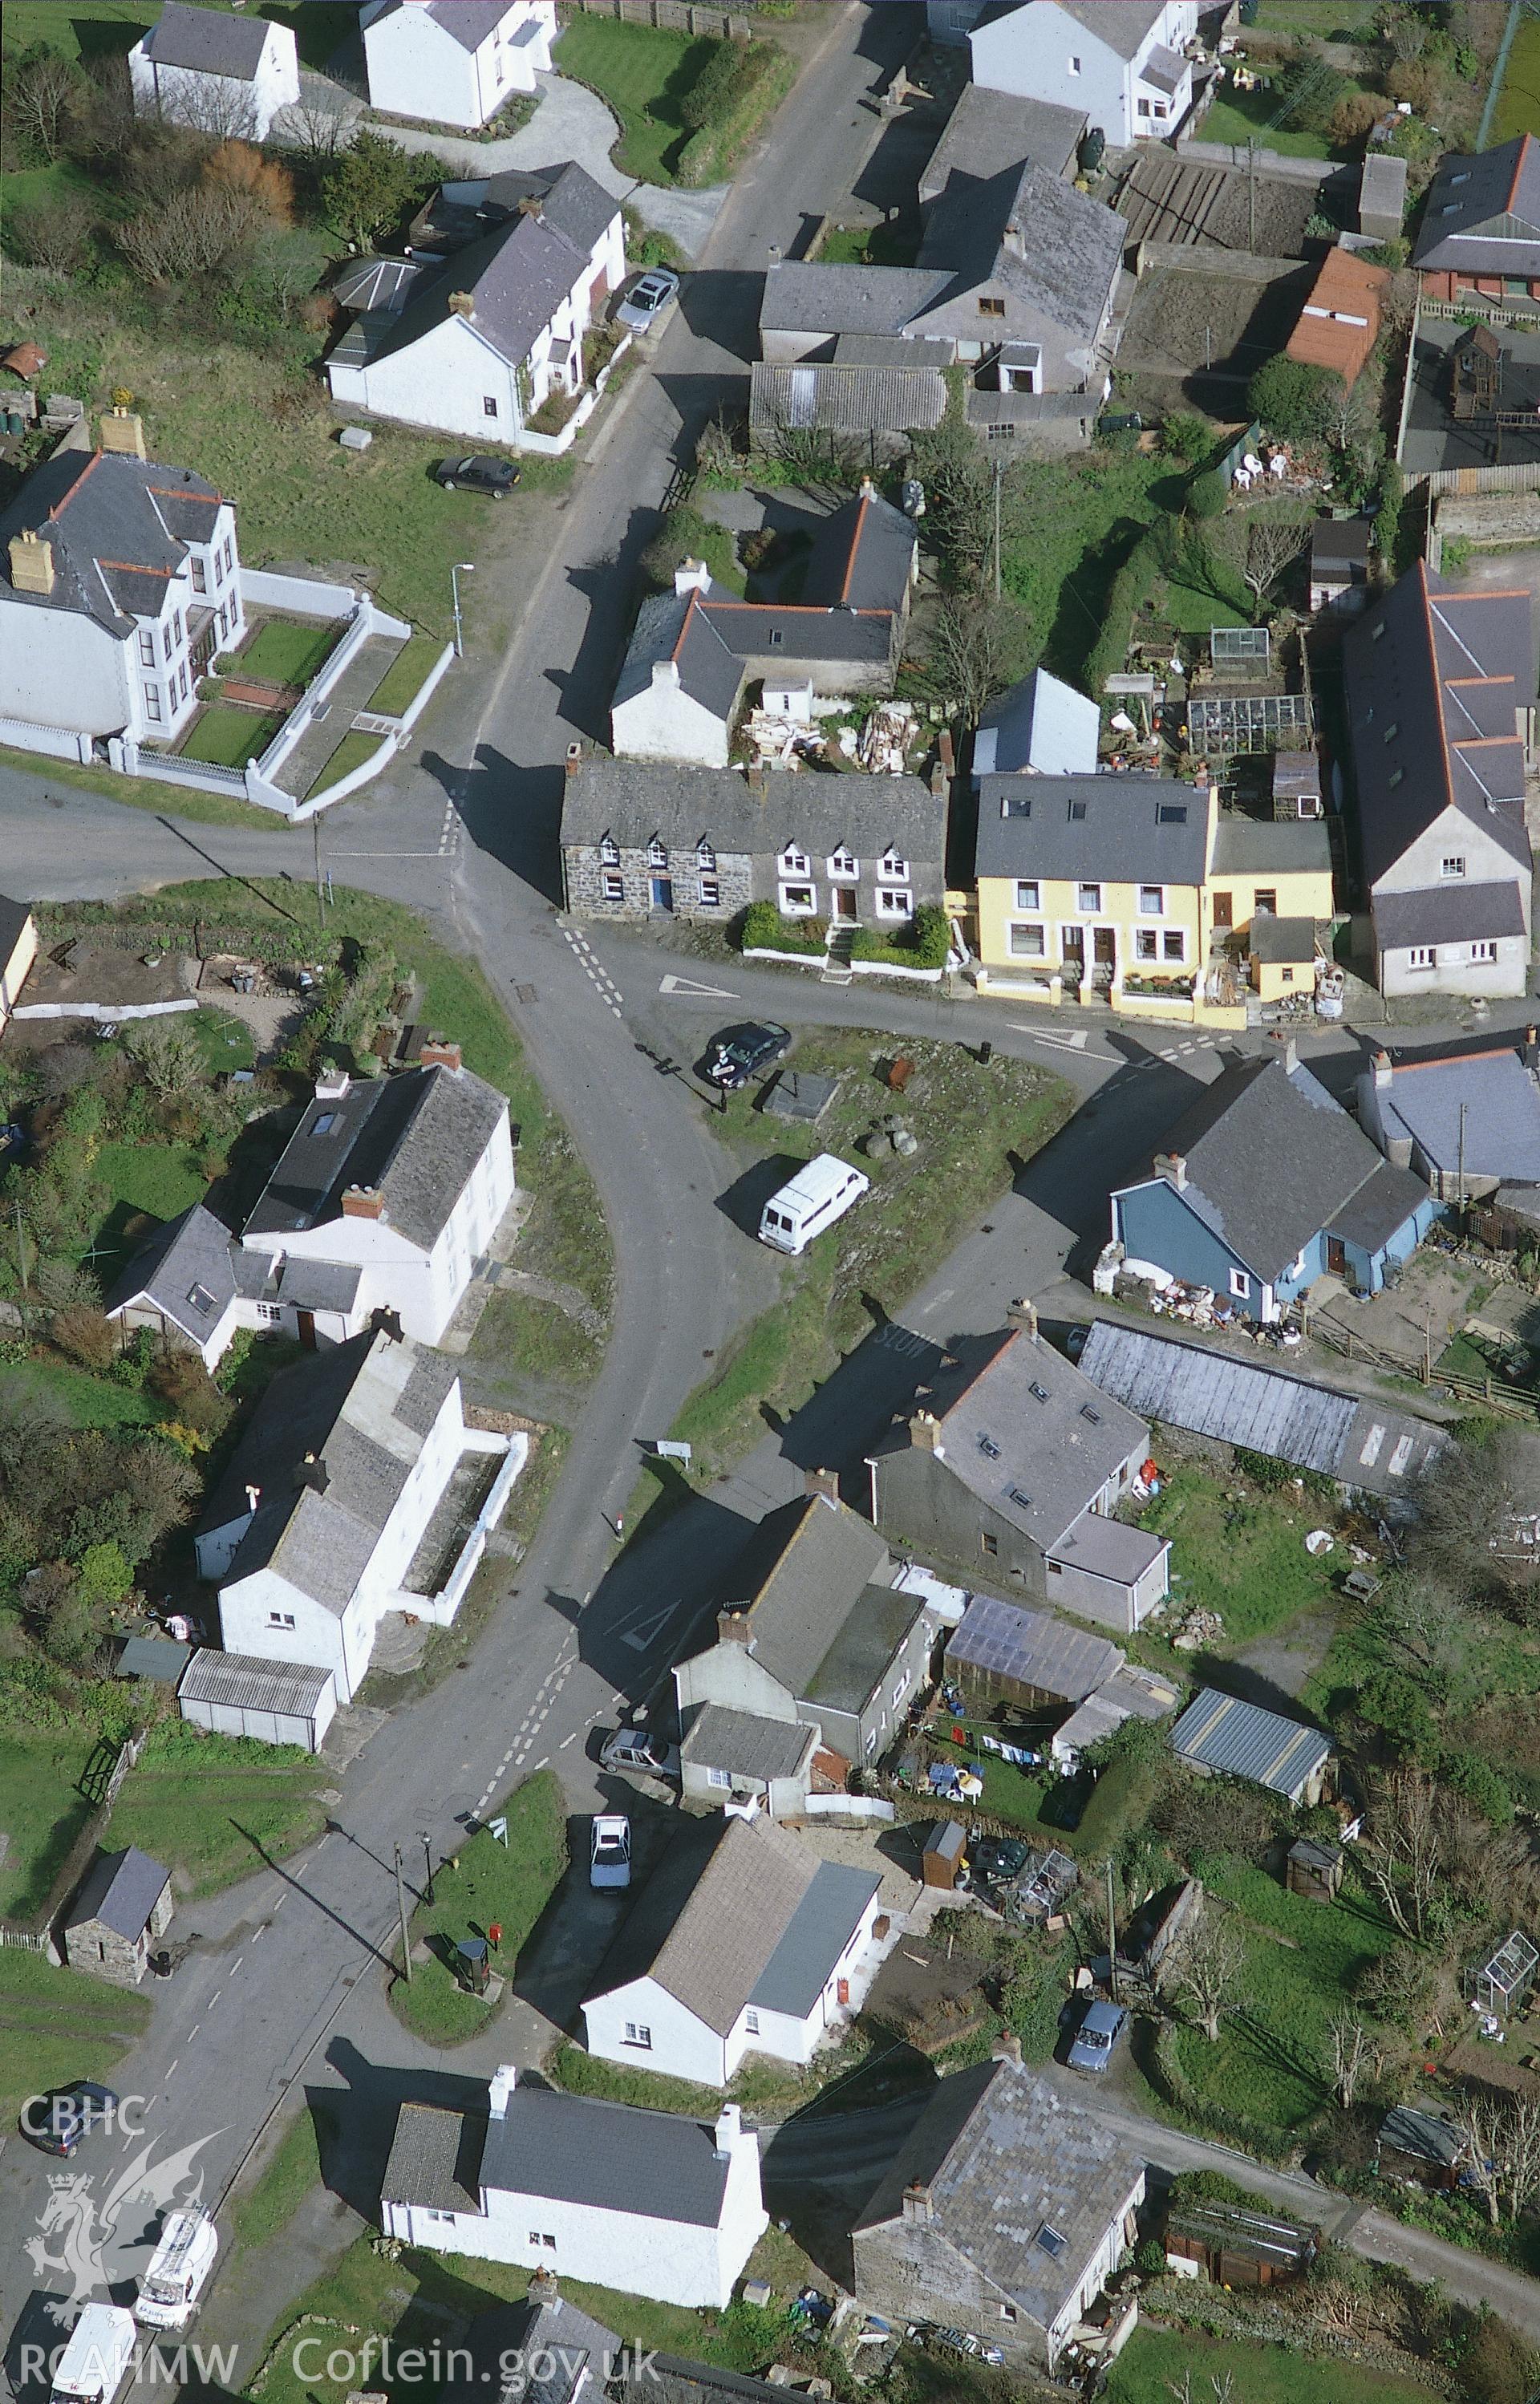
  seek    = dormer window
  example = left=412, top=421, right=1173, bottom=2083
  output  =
left=696, top=840, right=715, bottom=871
left=829, top=847, right=857, bottom=881
left=979, top=296, right=1006, bottom=318
left=880, top=849, right=909, bottom=882
left=646, top=837, right=668, bottom=869
left=599, top=836, right=620, bottom=867
left=780, top=845, right=810, bottom=877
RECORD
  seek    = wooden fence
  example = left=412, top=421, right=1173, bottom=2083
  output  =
left=1306, top=1315, right=1538, bottom=1420
left=560, top=0, right=751, bottom=35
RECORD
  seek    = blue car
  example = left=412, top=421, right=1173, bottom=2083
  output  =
left=1068, top=1997, right=1128, bottom=2074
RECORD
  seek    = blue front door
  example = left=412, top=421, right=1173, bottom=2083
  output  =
left=650, top=876, right=674, bottom=912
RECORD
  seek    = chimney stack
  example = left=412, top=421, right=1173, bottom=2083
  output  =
left=342, top=1184, right=384, bottom=1220
left=299, top=1452, right=330, bottom=1495
left=910, top=1409, right=942, bottom=1453
left=860, top=475, right=876, bottom=501
left=992, top=2030, right=1023, bottom=2065
left=1283, top=1037, right=1299, bottom=1074
left=448, top=291, right=476, bottom=321
left=420, top=1035, right=462, bottom=1072
left=488, top=2065, right=517, bottom=2121
left=99, top=407, right=146, bottom=460
left=1153, top=1151, right=1187, bottom=1192
left=804, top=1467, right=840, bottom=1503
left=315, top=1068, right=351, bottom=1102
left=529, top=2265, right=559, bottom=2310
left=1524, top=1024, right=1538, bottom=1073
left=767, top=244, right=782, bottom=268
left=901, top=2180, right=934, bottom=2224
left=714, top=2102, right=742, bottom=2158
left=674, top=557, right=711, bottom=597
left=566, top=740, right=582, bottom=777
left=1005, top=1298, right=1038, bottom=1338
left=717, top=1607, right=752, bottom=1645
left=8, top=527, right=55, bottom=596
left=652, top=656, right=681, bottom=687
left=1372, top=1048, right=1394, bottom=1089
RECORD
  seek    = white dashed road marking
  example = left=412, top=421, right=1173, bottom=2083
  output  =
left=165, top=2060, right=178, bottom=2082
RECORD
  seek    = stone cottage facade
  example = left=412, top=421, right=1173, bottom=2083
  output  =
left=63, top=1846, right=173, bottom=1986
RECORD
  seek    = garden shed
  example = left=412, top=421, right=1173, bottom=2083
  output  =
left=1165, top=2195, right=1318, bottom=2287
left=1469, top=1929, right=1539, bottom=2020
left=1168, top=1688, right=1335, bottom=1808
left=1286, top=1835, right=1343, bottom=1902
left=178, top=1649, right=338, bottom=1753
left=1378, top=2104, right=1465, bottom=2191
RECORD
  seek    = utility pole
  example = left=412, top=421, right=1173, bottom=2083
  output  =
left=1457, top=1100, right=1468, bottom=1230
left=12, top=1197, right=27, bottom=1342
left=394, top=1843, right=412, bottom=1983
left=993, top=460, right=1003, bottom=601
left=313, top=816, right=325, bottom=933
left=421, top=1833, right=435, bottom=1906
left=1105, top=1859, right=1118, bottom=2006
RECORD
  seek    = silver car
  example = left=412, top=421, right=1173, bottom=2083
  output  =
left=598, top=1727, right=675, bottom=1777
left=616, top=269, right=680, bottom=333
left=1068, top=1997, right=1128, bottom=2073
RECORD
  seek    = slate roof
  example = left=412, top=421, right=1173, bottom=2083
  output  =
left=0, top=448, right=222, bottom=634
left=338, top=183, right=613, bottom=375
left=372, top=0, right=517, bottom=50
left=481, top=2083, right=739, bottom=2226
left=116, top=1635, right=191, bottom=1684
left=975, top=774, right=1209, bottom=887
left=244, top=1061, right=506, bottom=1251
left=0, top=894, right=34, bottom=962
left=920, top=83, right=1085, bottom=205
left=1250, top=913, right=1317, bottom=965
left=1077, top=1319, right=1449, bottom=1500
left=1312, top=518, right=1372, bottom=573
left=853, top=2055, right=1143, bottom=2336
left=1121, top=1056, right=1430, bottom=1284
left=1373, top=880, right=1528, bottom=951
left=1140, top=40, right=1186, bottom=95
left=1412, top=134, right=1540, bottom=274
left=1207, top=814, right=1331, bottom=878
left=178, top=1650, right=335, bottom=1718
left=614, top=2361, right=786, bottom=2404
left=1049, top=1508, right=1167, bottom=1587
left=1344, top=561, right=1533, bottom=893
left=66, top=1845, right=169, bottom=1940
left=760, top=261, right=952, bottom=341
left=679, top=1705, right=817, bottom=1785
left=444, top=2299, right=621, bottom=2404
left=1365, top=1042, right=1540, bottom=1180
left=1169, top=1688, right=1332, bottom=1798
left=562, top=759, right=944, bottom=864
left=916, top=160, right=1125, bottom=352
left=946, top=1594, right=1124, bottom=1705
left=382, top=2102, right=487, bottom=2215
left=1056, top=0, right=1167, bottom=63
left=105, top=1202, right=238, bottom=1346
left=714, top=1492, right=893, bottom=1697
left=482, top=161, right=620, bottom=259
left=808, top=491, right=918, bottom=611
left=975, top=668, right=1100, bottom=777
left=750, top=361, right=948, bottom=437
left=906, top=1327, right=1149, bottom=1555
left=198, top=1331, right=461, bottom=1612
left=139, top=0, right=276, bottom=79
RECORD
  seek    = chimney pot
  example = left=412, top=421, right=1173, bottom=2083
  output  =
left=1524, top=1024, right=1538, bottom=1072
left=717, top=1607, right=752, bottom=1645
left=529, top=2265, right=559, bottom=2309
left=315, top=1068, right=351, bottom=1102
left=99, top=407, right=147, bottom=460
left=902, top=2179, right=934, bottom=2224
left=1005, top=1298, right=1038, bottom=1337
left=245, top=1482, right=261, bottom=1514
left=768, top=244, right=782, bottom=267
left=420, top=1036, right=462, bottom=1072
left=566, top=741, right=582, bottom=776
left=804, top=1467, right=840, bottom=1503
left=1154, top=1151, right=1188, bottom=1192
left=342, top=1184, right=385, bottom=1221
left=1372, top=1049, right=1393, bottom=1088
left=1283, top=1036, right=1299, bottom=1074
left=860, top=475, right=876, bottom=501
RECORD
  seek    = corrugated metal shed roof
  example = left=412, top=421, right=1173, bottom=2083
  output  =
left=179, top=1649, right=335, bottom=1716
left=946, top=1594, right=1122, bottom=1704
left=116, top=1636, right=192, bottom=1684
left=1169, top=1688, right=1331, bottom=1798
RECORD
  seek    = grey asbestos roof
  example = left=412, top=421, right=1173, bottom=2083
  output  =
left=804, top=1581, right=926, bottom=1713
left=1367, top=1043, right=1540, bottom=1179
left=66, top=1845, right=169, bottom=1940
left=1412, top=134, right=1540, bottom=274
left=922, top=1327, right=1148, bottom=1555
left=1051, top=1508, right=1166, bottom=1587
left=563, top=758, right=943, bottom=866
left=480, top=2083, right=738, bottom=2226
left=1373, top=880, right=1528, bottom=951
left=199, top=1331, right=460, bottom=1612
left=586, top=1813, right=877, bottom=2036
left=916, top=158, right=1125, bottom=349
left=179, top=1650, right=335, bottom=1717
left=371, top=0, right=519, bottom=52
left=920, top=83, right=1084, bottom=207
left=853, top=2055, right=1143, bottom=2336
left=0, top=448, right=221, bottom=634
left=382, top=2102, right=487, bottom=2215
left=245, top=1062, right=506, bottom=1252
left=946, top=1594, right=1123, bottom=1705
left=975, top=668, right=1100, bottom=777
left=140, top=0, right=275, bottom=78
left=1121, top=1056, right=1429, bottom=1285
left=679, top=1705, right=817, bottom=1784
left=1250, top=914, right=1317, bottom=965
left=1170, top=1688, right=1332, bottom=1798
left=750, top=360, right=948, bottom=437
left=106, top=1201, right=237, bottom=1344
left=716, top=1493, right=893, bottom=1698
left=1076, top=1320, right=1448, bottom=1501
left=1208, top=815, right=1331, bottom=877
left=760, top=261, right=952, bottom=341
left=975, top=775, right=1208, bottom=888
left=1344, top=561, right=1533, bottom=892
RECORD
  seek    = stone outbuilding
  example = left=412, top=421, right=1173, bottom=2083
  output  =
left=63, top=1846, right=173, bottom=1986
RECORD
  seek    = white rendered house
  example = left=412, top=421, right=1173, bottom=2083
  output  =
left=363, top=0, right=555, bottom=128
left=195, top=1326, right=517, bottom=1704
left=128, top=1, right=299, bottom=140
left=0, top=435, right=243, bottom=751
left=107, top=1048, right=515, bottom=1367
left=970, top=2, right=1198, bottom=144
left=380, top=2067, right=768, bottom=2310
left=326, top=164, right=624, bottom=441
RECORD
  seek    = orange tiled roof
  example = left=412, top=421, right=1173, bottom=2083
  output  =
left=1285, top=247, right=1391, bottom=387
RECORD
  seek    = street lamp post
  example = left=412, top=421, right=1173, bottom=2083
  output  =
left=452, top=561, right=475, bottom=659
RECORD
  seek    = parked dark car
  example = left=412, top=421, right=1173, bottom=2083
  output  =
left=21, top=2082, right=120, bottom=2156
left=703, top=1022, right=791, bottom=1090
left=434, top=455, right=521, bottom=497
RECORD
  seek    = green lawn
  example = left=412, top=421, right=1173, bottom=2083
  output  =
left=0, top=156, right=107, bottom=222
left=1197, top=87, right=1341, bottom=162
left=231, top=2101, right=326, bottom=2255
left=471, top=1290, right=604, bottom=1393
left=364, top=632, right=445, bottom=719
left=819, top=221, right=920, bottom=268
left=1108, top=2327, right=1431, bottom=2404
left=553, top=16, right=725, bottom=184
left=0, top=744, right=281, bottom=832
left=0, top=1733, right=98, bottom=1921
left=1137, top=1464, right=1343, bottom=1648
left=925, top=1725, right=1160, bottom=1863
left=176, top=704, right=283, bottom=769
left=236, top=619, right=340, bottom=689
left=1494, top=11, right=1540, bottom=141
left=1168, top=1860, right=1396, bottom=2133
left=390, top=1771, right=567, bottom=2044
left=1248, top=0, right=1380, bottom=37
left=95, top=1137, right=208, bottom=1226
left=2, top=0, right=354, bottom=69
left=190, top=1004, right=257, bottom=1075
left=0, top=1947, right=151, bottom=2124
left=304, top=728, right=388, bottom=800
left=0, top=1356, right=161, bottom=1429
left=108, top=1725, right=328, bottom=1895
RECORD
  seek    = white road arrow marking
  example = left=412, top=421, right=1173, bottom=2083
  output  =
left=1009, top=1024, right=1089, bottom=1050
left=659, top=975, right=740, bottom=999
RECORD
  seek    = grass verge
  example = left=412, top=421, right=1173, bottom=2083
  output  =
left=231, top=2100, right=329, bottom=2255
left=0, top=1733, right=98, bottom=1921
left=108, top=1739, right=329, bottom=1897
left=0, top=1947, right=152, bottom=2124
left=389, top=1771, right=566, bottom=2044
left=0, top=744, right=280, bottom=831
left=1136, top=1463, right=1343, bottom=1648
left=364, top=632, right=446, bottom=720
left=304, top=728, right=390, bottom=800
left=237, top=620, right=341, bottom=687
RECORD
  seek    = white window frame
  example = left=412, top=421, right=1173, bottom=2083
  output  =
left=696, top=840, right=715, bottom=871
left=891, top=1671, right=909, bottom=1709
left=828, top=848, right=858, bottom=882
left=1135, top=928, right=1157, bottom=962
left=699, top=874, right=720, bottom=908
left=1228, top=1268, right=1250, bottom=1300
left=1138, top=885, right=1163, bottom=916
left=257, top=1302, right=282, bottom=1323
left=1441, top=856, right=1466, bottom=878
left=1407, top=946, right=1437, bottom=971
left=780, top=882, right=817, bottom=916
left=880, top=849, right=909, bottom=882
left=484, top=395, right=499, bottom=417
left=646, top=837, right=668, bottom=869
left=876, top=887, right=912, bottom=918
left=744, top=2007, right=760, bottom=2035
left=1009, top=922, right=1047, bottom=958
left=1077, top=882, right=1101, bottom=913
left=138, top=627, right=156, bottom=667
left=780, top=845, right=810, bottom=878
left=1014, top=879, right=1040, bottom=910
left=1469, top=939, right=1497, bottom=962
left=191, top=557, right=206, bottom=595
left=598, top=835, right=620, bottom=866
left=601, top=872, right=624, bottom=903
left=707, top=1767, right=732, bottom=1789
left=1162, top=928, right=1185, bottom=963
left=1069, top=52, right=1082, bottom=72
left=622, top=2021, right=651, bottom=2049
left=268, top=1610, right=296, bottom=1629
left=144, top=687, right=161, bottom=723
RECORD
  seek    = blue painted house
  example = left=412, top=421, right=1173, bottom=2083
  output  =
left=1111, top=1050, right=1439, bottom=1322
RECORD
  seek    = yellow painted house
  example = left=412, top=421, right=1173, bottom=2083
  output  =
left=972, top=772, right=1334, bottom=1015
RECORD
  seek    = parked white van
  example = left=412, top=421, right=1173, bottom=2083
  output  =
left=134, top=2207, right=218, bottom=2330
left=51, top=2306, right=136, bottom=2404
left=758, top=1153, right=870, bottom=1255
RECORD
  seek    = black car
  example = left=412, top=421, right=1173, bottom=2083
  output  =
left=434, top=455, right=521, bottom=497
left=970, top=1834, right=1030, bottom=1887
left=703, top=1022, right=792, bottom=1090
left=21, top=2082, right=120, bottom=2157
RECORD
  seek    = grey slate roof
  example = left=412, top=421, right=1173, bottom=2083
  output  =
left=586, top=1812, right=877, bottom=2035
left=245, top=1061, right=506, bottom=1251
left=66, top=1845, right=169, bottom=1940
left=1056, top=0, right=1167, bottom=63
left=975, top=775, right=1208, bottom=888
left=481, top=2083, right=738, bottom=2225
left=563, top=758, right=943, bottom=865
left=140, top=0, right=275, bottom=79
left=106, top=1202, right=237, bottom=1344
left=1051, top=1508, right=1166, bottom=1587
left=751, top=360, right=948, bottom=438
left=912, top=1326, right=1148, bottom=1555
left=715, top=1492, right=893, bottom=1697
left=915, top=158, right=1125, bottom=351
left=804, top=1581, right=927, bottom=1713
left=614, top=2361, right=786, bottom=2404
left=920, top=83, right=1085, bottom=207
left=483, top=161, right=620, bottom=259
left=0, top=892, right=34, bottom=963
left=808, top=490, right=918, bottom=611
left=1366, top=1042, right=1540, bottom=1180
left=178, top=1650, right=335, bottom=1717
left=1373, top=880, right=1528, bottom=951
left=199, top=1331, right=460, bottom=1612
left=975, top=667, right=1100, bottom=777
left=382, top=2102, right=487, bottom=2215
left=1344, top=561, right=1533, bottom=893
left=116, top=1635, right=191, bottom=1684
left=946, top=1594, right=1123, bottom=1705
left=450, top=2299, right=622, bottom=2404
left=1312, top=518, right=1372, bottom=573
left=853, top=2055, right=1143, bottom=2337
left=1208, top=815, right=1331, bottom=878
left=1250, top=913, right=1317, bottom=965
left=1169, top=1687, right=1332, bottom=1798
left=760, top=262, right=952, bottom=341
left=1076, top=1319, right=1449, bottom=1500
left=1121, top=1056, right=1430, bottom=1284
left=339, top=181, right=614, bottom=375
left=1412, top=134, right=1540, bottom=274
left=0, top=448, right=221, bottom=634
left=371, top=0, right=519, bottom=51
left=680, top=1705, right=817, bottom=1784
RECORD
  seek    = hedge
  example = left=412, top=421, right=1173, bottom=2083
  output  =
left=1084, top=523, right=1169, bottom=697
left=675, top=40, right=793, bottom=187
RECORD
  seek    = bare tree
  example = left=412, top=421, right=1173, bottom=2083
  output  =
left=923, top=594, right=1035, bottom=728
left=1326, top=2011, right=1372, bottom=2109
left=6, top=198, right=98, bottom=277
left=756, top=409, right=865, bottom=492
left=1222, top=513, right=1312, bottom=609
left=1173, top=1908, right=1247, bottom=2042
left=1455, top=2093, right=1507, bottom=2226
left=1358, top=1767, right=1443, bottom=1940
left=116, top=184, right=268, bottom=283
left=6, top=46, right=85, bottom=161
left=1412, top=1428, right=1540, bottom=1616
left=1500, top=2096, right=1540, bottom=2223
left=124, top=1019, right=204, bottom=1099
left=1384, top=7, right=1428, bottom=63
left=271, top=85, right=357, bottom=166
left=147, top=69, right=259, bottom=142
